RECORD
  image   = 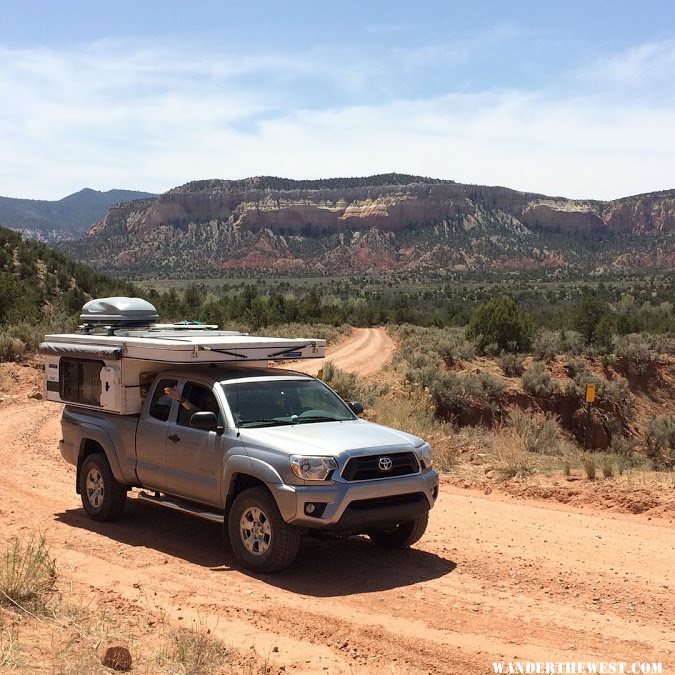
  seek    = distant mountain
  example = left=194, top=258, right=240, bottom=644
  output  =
left=65, top=175, right=675, bottom=276
left=0, top=188, right=156, bottom=242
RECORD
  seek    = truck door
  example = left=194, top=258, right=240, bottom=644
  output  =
left=164, top=381, right=223, bottom=507
left=135, top=377, right=177, bottom=491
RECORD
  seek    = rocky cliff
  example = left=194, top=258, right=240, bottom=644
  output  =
left=72, top=175, right=675, bottom=275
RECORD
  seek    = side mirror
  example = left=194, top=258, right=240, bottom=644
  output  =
left=190, top=411, right=218, bottom=432
left=349, top=401, right=364, bottom=415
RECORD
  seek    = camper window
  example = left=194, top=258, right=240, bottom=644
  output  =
left=60, top=358, right=104, bottom=406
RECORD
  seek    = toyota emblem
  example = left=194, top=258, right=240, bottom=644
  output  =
left=378, top=456, right=393, bottom=472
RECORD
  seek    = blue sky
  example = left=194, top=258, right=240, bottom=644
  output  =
left=1, top=1, right=674, bottom=200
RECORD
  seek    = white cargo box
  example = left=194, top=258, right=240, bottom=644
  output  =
left=40, top=297, right=325, bottom=415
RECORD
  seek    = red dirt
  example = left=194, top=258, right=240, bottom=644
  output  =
left=277, top=327, right=396, bottom=376
left=0, top=358, right=673, bottom=672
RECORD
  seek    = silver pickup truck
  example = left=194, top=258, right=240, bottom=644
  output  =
left=59, top=365, right=439, bottom=572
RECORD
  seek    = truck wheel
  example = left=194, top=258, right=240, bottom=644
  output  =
left=79, top=453, right=127, bottom=522
left=367, top=512, right=429, bottom=548
left=228, top=487, right=300, bottom=573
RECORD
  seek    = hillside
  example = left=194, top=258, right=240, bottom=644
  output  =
left=0, top=188, right=155, bottom=242
left=0, top=225, right=136, bottom=342
left=66, top=175, right=675, bottom=276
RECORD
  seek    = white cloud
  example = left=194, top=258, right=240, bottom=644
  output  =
left=0, top=40, right=673, bottom=201
left=575, top=39, right=675, bottom=92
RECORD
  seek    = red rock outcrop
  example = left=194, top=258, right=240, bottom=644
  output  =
left=78, top=175, right=674, bottom=274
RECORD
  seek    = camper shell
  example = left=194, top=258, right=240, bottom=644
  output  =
left=40, top=296, right=325, bottom=414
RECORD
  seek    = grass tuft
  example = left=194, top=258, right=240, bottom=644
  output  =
left=491, top=428, right=539, bottom=479
left=581, top=453, right=597, bottom=480
left=600, top=456, right=614, bottom=478
left=509, top=408, right=565, bottom=455
left=0, top=623, right=21, bottom=669
left=156, top=621, right=229, bottom=675
left=0, top=536, right=57, bottom=615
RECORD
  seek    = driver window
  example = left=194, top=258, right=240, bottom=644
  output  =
left=177, top=382, right=221, bottom=428
left=148, top=378, right=178, bottom=422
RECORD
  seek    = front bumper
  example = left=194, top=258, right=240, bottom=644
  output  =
left=268, top=469, right=439, bottom=533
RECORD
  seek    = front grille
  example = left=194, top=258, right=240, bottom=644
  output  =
left=341, top=452, right=419, bottom=481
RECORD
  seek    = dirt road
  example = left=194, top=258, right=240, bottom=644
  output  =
left=278, top=327, right=395, bottom=376
left=1, top=394, right=673, bottom=673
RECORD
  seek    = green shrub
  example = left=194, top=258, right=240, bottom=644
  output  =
left=401, top=341, right=449, bottom=384
left=410, top=370, right=505, bottom=421
left=5, top=322, right=45, bottom=352
left=426, top=373, right=466, bottom=417
left=0, top=336, right=25, bottom=362
left=466, top=296, right=536, bottom=353
left=566, top=358, right=588, bottom=379
left=405, top=367, right=440, bottom=395
left=610, top=435, right=636, bottom=457
left=392, top=325, right=476, bottom=368
left=592, top=315, right=616, bottom=355
left=533, top=329, right=584, bottom=359
left=559, top=330, right=584, bottom=356
left=521, top=362, right=558, bottom=398
left=615, top=333, right=658, bottom=373
left=567, top=366, right=635, bottom=420
left=648, top=333, right=675, bottom=356
left=571, top=292, right=612, bottom=347
left=438, top=332, right=476, bottom=366
left=601, top=379, right=635, bottom=419
left=498, top=352, right=525, bottom=377
left=406, top=352, right=442, bottom=371
left=644, top=415, right=675, bottom=468
left=533, top=330, right=559, bottom=360
left=321, top=361, right=387, bottom=407
left=464, top=372, right=505, bottom=401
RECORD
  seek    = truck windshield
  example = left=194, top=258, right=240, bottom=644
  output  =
left=221, top=379, right=356, bottom=429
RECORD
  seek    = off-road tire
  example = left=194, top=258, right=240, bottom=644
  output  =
left=367, top=512, right=429, bottom=548
left=228, top=487, right=300, bottom=573
left=79, top=453, right=127, bottom=522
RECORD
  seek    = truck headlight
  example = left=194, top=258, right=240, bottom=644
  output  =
left=414, top=442, right=433, bottom=469
left=290, top=455, right=338, bottom=481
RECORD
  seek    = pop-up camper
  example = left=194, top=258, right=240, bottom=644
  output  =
left=40, top=296, right=325, bottom=415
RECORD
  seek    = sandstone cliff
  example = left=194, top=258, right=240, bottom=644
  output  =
left=73, top=175, right=675, bottom=275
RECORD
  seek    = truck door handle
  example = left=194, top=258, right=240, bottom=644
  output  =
left=168, top=434, right=180, bottom=443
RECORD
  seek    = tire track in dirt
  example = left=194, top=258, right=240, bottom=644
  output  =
left=277, top=327, right=395, bottom=376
